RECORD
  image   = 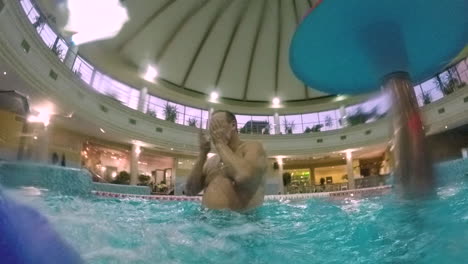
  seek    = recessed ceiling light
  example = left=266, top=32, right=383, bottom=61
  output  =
left=33, top=136, right=38, bottom=140
left=272, top=97, right=280, bottom=106
left=143, top=65, right=158, bottom=82
left=170, top=148, right=174, bottom=151
left=3, top=72, right=6, bottom=75
left=100, top=128, right=106, bottom=133
left=210, top=91, right=219, bottom=101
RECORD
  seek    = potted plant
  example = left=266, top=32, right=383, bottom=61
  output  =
left=138, top=174, right=151, bottom=186
left=422, top=92, right=432, bottom=105
left=324, top=115, right=333, bottom=128
left=112, top=171, right=130, bottom=185
left=347, top=107, right=377, bottom=126
left=311, top=124, right=323, bottom=132
left=283, top=120, right=295, bottom=134
left=164, top=103, right=178, bottom=122
left=33, top=15, right=47, bottom=29
left=147, top=109, right=157, bottom=118
left=188, top=117, right=198, bottom=127
left=51, top=44, right=64, bottom=59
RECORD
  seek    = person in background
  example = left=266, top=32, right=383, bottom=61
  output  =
left=52, top=152, right=59, bottom=165
left=185, top=110, right=267, bottom=211
left=60, top=154, right=66, bottom=167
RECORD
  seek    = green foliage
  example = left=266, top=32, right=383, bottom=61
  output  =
left=283, top=120, right=295, bottom=134
left=33, top=15, right=46, bottom=29
left=138, top=174, right=151, bottom=185
left=422, top=92, right=432, bottom=105
left=51, top=44, right=64, bottom=58
left=147, top=109, right=157, bottom=118
left=188, top=117, right=198, bottom=127
left=164, top=103, right=178, bottom=122
left=112, top=171, right=130, bottom=185
left=347, top=107, right=378, bottom=126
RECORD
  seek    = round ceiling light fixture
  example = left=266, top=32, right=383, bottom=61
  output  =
left=210, top=91, right=219, bottom=101
left=272, top=97, right=280, bottom=107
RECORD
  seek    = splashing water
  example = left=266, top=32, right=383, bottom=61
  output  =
left=6, top=180, right=468, bottom=264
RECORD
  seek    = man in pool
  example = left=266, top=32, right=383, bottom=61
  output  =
left=185, top=110, right=268, bottom=211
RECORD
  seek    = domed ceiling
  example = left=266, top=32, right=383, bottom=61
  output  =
left=40, top=0, right=329, bottom=102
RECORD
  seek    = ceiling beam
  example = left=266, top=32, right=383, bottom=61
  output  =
left=292, top=0, right=309, bottom=99
left=154, top=0, right=211, bottom=63
left=274, top=0, right=282, bottom=96
left=213, top=0, right=251, bottom=89
left=180, top=0, right=234, bottom=88
left=242, top=0, right=268, bottom=101
left=116, top=0, right=175, bottom=53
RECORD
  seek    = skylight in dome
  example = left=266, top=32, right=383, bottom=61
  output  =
left=64, top=0, right=129, bottom=45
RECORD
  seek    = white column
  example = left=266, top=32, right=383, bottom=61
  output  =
left=274, top=112, right=281, bottom=134
left=346, top=151, right=355, bottom=189
left=207, top=107, right=214, bottom=128
left=130, top=144, right=141, bottom=185
left=137, top=87, right=148, bottom=113
left=64, top=44, right=78, bottom=69
left=339, top=106, right=348, bottom=127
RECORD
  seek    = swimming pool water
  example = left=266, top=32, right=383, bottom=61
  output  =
left=6, top=178, right=468, bottom=264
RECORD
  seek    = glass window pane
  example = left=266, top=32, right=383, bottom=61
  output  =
left=420, top=77, right=443, bottom=103
left=184, top=106, right=202, bottom=128
left=251, top=115, right=272, bottom=135
left=20, top=0, right=37, bottom=23
left=236, top=115, right=252, bottom=134
left=147, top=96, right=167, bottom=119
left=302, top=113, right=319, bottom=133
left=282, top=115, right=302, bottom=134
left=318, top=110, right=339, bottom=131
left=456, top=60, right=468, bottom=84
left=165, top=102, right=184, bottom=125
left=54, top=38, right=68, bottom=62
left=38, top=24, right=57, bottom=48
left=72, top=56, right=94, bottom=84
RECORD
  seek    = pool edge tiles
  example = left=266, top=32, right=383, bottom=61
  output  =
left=92, top=185, right=392, bottom=202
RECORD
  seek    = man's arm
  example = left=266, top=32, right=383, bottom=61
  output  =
left=185, top=155, right=207, bottom=196
left=185, top=130, right=211, bottom=196
left=215, top=141, right=267, bottom=191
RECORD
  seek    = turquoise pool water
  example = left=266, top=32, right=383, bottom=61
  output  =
left=5, top=178, right=468, bottom=264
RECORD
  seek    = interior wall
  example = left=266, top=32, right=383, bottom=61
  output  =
left=314, top=165, right=347, bottom=184
left=426, top=124, right=468, bottom=162
left=48, top=126, right=85, bottom=168
left=0, top=109, right=24, bottom=161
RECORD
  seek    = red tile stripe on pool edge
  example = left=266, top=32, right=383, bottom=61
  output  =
left=92, top=186, right=392, bottom=202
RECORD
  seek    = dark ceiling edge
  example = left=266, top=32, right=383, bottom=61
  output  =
left=154, top=0, right=210, bottom=62
left=274, top=0, right=281, bottom=96
left=116, top=0, right=175, bottom=52
left=214, top=0, right=250, bottom=88
left=242, top=0, right=267, bottom=101
left=181, top=0, right=234, bottom=88
left=160, top=77, right=336, bottom=105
